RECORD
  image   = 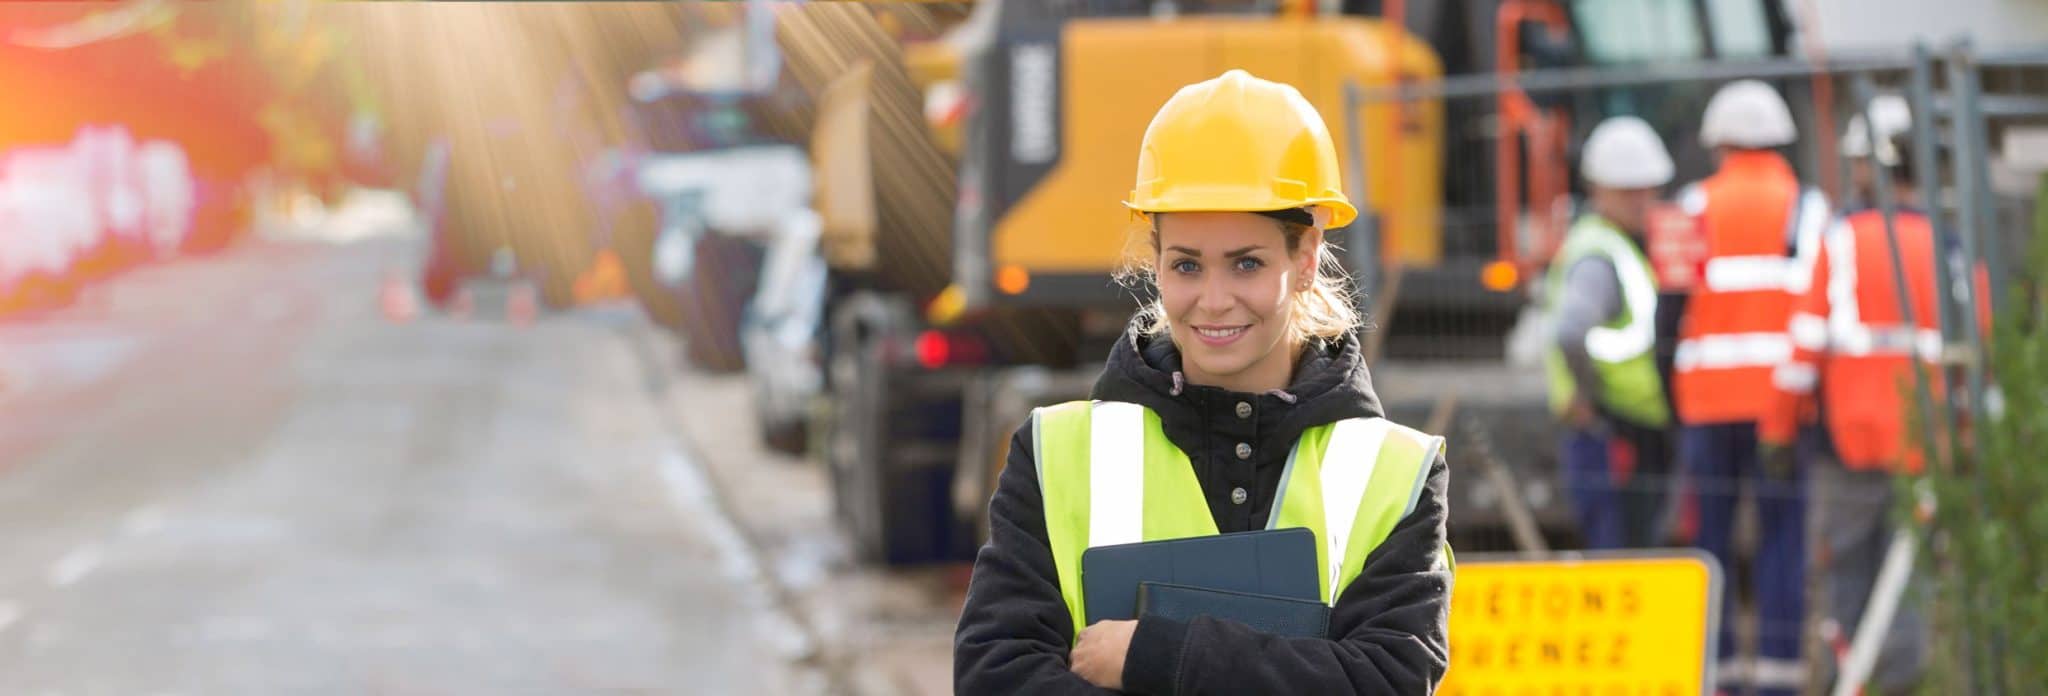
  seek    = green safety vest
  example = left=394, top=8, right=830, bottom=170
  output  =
left=1032, top=400, right=1444, bottom=639
left=1543, top=214, right=1671, bottom=427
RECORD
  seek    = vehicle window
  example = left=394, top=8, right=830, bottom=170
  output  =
left=1571, top=0, right=1705, bottom=63
left=1705, top=0, right=1774, bottom=58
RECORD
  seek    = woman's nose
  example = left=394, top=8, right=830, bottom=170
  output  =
left=1194, top=274, right=1235, bottom=314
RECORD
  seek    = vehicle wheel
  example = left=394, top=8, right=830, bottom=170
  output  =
left=823, top=295, right=969, bottom=565
left=825, top=308, right=889, bottom=562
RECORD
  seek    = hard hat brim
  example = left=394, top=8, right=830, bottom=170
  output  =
left=1124, top=199, right=1358, bottom=230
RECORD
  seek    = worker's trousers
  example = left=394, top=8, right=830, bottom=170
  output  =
left=1682, top=422, right=1804, bottom=696
left=1811, top=457, right=1927, bottom=695
left=1560, top=418, right=1670, bottom=549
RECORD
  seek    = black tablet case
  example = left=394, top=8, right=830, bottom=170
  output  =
left=1080, top=527, right=1321, bottom=625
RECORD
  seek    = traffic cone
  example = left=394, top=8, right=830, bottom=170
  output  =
left=450, top=286, right=474, bottom=321
left=507, top=282, right=537, bottom=327
left=379, top=270, right=418, bottom=323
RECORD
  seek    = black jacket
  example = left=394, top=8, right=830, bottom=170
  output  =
left=954, top=329, right=1452, bottom=695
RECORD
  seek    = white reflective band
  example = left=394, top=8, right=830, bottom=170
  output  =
left=1834, top=324, right=1943, bottom=359
left=1584, top=234, right=1658, bottom=363
left=1774, top=362, right=1818, bottom=392
left=1704, top=255, right=1793, bottom=292
left=1716, top=658, right=1751, bottom=686
left=1914, top=328, right=1943, bottom=360
left=1750, top=657, right=1807, bottom=689
left=1319, top=418, right=1390, bottom=604
left=1791, top=312, right=1829, bottom=350
left=1087, top=401, right=1145, bottom=548
left=1826, top=219, right=1863, bottom=348
left=1785, top=190, right=1830, bottom=294
left=1676, top=332, right=1793, bottom=371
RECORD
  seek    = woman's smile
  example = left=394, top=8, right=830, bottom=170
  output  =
left=1191, top=323, right=1251, bottom=345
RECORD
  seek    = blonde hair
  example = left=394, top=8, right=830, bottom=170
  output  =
left=1117, top=212, right=1363, bottom=347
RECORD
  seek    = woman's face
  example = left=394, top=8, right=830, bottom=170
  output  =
left=1155, top=212, right=1317, bottom=392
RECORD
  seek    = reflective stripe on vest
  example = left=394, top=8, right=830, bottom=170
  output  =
left=1819, top=216, right=1946, bottom=360
left=1674, top=332, right=1793, bottom=371
left=1676, top=184, right=1828, bottom=393
left=1542, top=215, right=1670, bottom=427
left=1785, top=189, right=1830, bottom=295
left=1691, top=188, right=1827, bottom=294
left=1032, top=400, right=1441, bottom=638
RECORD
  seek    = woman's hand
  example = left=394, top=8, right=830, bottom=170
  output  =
left=1069, top=619, right=1138, bottom=689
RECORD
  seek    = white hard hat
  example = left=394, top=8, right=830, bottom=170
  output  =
left=1583, top=116, right=1674, bottom=189
left=1842, top=94, right=1912, bottom=165
left=1701, top=79, right=1797, bottom=148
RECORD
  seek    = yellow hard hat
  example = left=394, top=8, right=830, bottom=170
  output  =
left=1125, top=69, right=1357, bottom=229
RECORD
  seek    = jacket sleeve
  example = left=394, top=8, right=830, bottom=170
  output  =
left=1554, top=256, right=1625, bottom=409
left=954, top=426, right=1113, bottom=695
left=1762, top=227, right=1833, bottom=446
left=1121, top=451, right=1453, bottom=695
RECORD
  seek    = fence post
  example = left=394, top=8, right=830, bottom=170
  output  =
left=1944, top=37, right=2007, bottom=696
left=1343, top=80, right=1382, bottom=307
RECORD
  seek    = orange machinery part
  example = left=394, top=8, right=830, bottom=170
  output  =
left=1494, top=0, right=1573, bottom=282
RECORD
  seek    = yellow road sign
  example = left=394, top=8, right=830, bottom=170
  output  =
left=1441, top=552, right=1721, bottom=696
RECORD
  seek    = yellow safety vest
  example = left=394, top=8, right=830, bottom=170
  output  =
left=1543, top=214, right=1671, bottom=427
left=1032, top=400, right=1444, bottom=640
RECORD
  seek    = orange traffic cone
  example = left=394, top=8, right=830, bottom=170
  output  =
left=450, top=286, right=474, bottom=321
left=379, top=271, right=418, bottom=323
left=572, top=249, right=631, bottom=305
left=507, top=282, right=537, bottom=327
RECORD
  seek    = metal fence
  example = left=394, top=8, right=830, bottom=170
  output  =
left=1347, top=39, right=2045, bottom=694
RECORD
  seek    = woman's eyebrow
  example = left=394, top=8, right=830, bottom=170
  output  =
left=1163, top=245, right=1265, bottom=257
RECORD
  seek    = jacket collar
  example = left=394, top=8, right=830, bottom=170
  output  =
left=1090, top=325, right=1385, bottom=449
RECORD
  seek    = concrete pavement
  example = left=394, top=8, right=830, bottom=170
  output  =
left=0, top=217, right=913, bottom=692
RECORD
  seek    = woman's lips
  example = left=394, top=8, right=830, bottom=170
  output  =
left=1191, top=324, right=1248, bottom=347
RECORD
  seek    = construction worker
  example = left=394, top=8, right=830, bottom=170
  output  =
left=1840, top=95, right=1912, bottom=207
left=954, top=69, right=1451, bottom=694
left=1546, top=116, right=1674, bottom=550
left=1762, top=126, right=1983, bottom=695
left=1673, top=79, right=1828, bottom=695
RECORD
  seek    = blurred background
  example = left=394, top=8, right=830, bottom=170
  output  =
left=0, top=1, right=2043, bottom=694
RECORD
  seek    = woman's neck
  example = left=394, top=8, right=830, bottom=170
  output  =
left=1183, top=338, right=1300, bottom=395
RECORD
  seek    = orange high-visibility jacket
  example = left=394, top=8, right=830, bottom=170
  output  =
left=1760, top=208, right=1990, bottom=473
left=1674, top=151, right=1829, bottom=424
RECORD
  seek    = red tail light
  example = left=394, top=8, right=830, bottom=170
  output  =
left=915, top=330, right=951, bottom=369
left=913, top=329, right=989, bottom=369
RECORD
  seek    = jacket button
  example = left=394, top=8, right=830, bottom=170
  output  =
left=1231, top=487, right=1249, bottom=505
left=1235, top=442, right=1252, bottom=460
left=1235, top=401, right=1252, bottom=419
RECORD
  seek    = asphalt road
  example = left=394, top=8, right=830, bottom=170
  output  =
left=0, top=218, right=831, bottom=693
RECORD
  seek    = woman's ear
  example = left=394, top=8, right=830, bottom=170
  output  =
left=1298, top=226, right=1325, bottom=286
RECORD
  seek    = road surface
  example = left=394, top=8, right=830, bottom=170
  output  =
left=0, top=215, right=849, bottom=693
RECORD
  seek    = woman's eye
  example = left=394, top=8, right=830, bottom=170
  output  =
left=1171, top=260, right=1200, bottom=274
left=1234, top=257, right=1264, bottom=273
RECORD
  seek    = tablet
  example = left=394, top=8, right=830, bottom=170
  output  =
left=1080, top=527, right=1321, bottom=625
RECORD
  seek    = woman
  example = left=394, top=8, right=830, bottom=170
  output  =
left=953, top=70, right=1452, bottom=694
